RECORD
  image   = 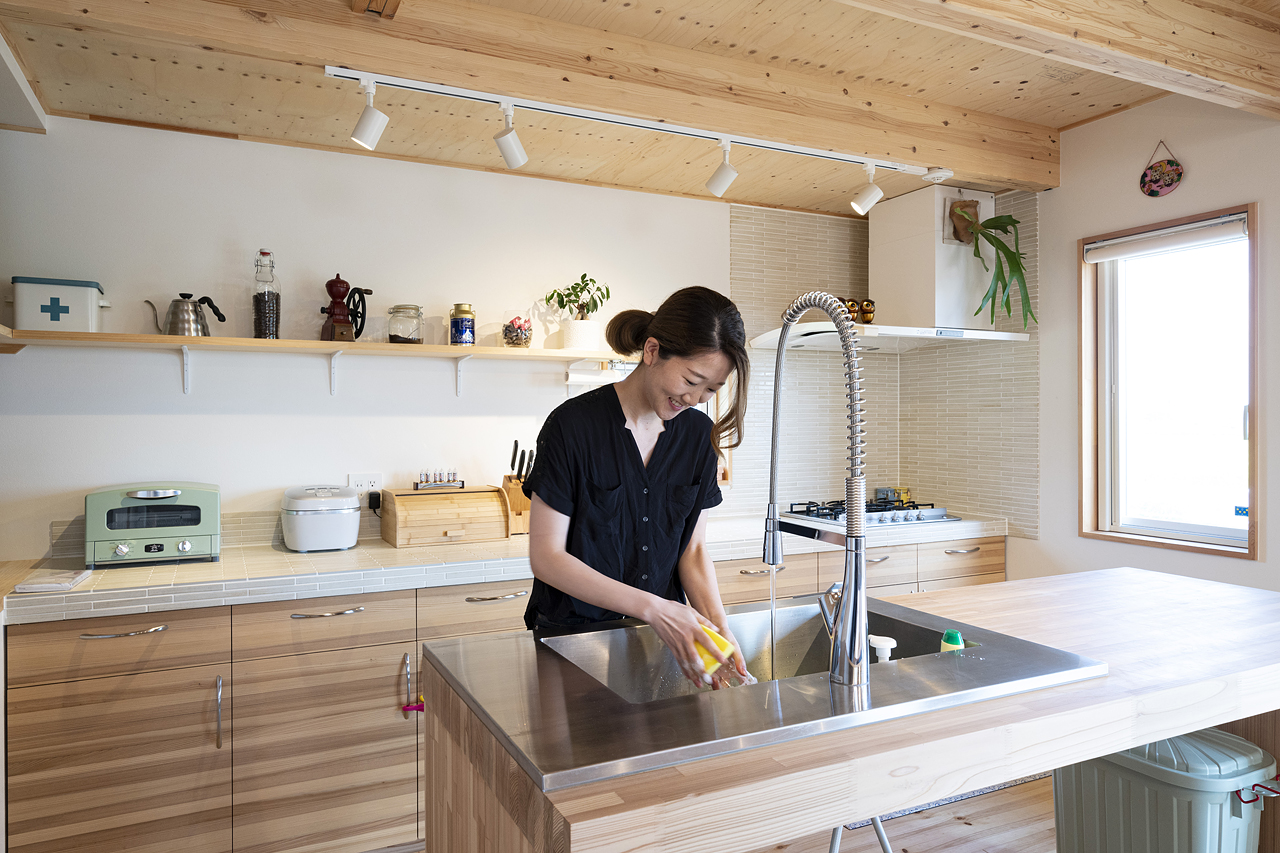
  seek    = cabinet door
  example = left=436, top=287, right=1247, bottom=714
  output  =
left=715, top=553, right=818, bottom=605
left=231, top=642, right=418, bottom=853
left=818, top=545, right=917, bottom=592
left=918, top=537, right=1006, bottom=584
left=7, top=664, right=231, bottom=853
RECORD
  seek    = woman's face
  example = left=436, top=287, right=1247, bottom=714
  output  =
left=640, top=337, right=733, bottom=421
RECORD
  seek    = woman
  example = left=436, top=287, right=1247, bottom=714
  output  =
left=522, top=286, right=752, bottom=687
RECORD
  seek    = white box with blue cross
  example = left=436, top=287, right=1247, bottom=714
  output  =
left=13, top=277, right=111, bottom=332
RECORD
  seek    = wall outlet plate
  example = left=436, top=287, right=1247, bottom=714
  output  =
left=348, top=472, right=384, bottom=505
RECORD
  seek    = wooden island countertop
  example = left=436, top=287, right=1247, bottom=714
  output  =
left=424, top=568, right=1280, bottom=853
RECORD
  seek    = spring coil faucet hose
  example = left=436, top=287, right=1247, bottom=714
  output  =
left=764, top=291, right=869, bottom=689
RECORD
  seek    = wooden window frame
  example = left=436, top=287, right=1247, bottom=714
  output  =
left=1079, top=203, right=1259, bottom=559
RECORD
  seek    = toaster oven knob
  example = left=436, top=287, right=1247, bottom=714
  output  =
left=177, top=539, right=192, bottom=553
left=114, top=543, right=130, bottom=557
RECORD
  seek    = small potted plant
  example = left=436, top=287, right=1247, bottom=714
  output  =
left=544, top=273, right=611, bottom=350
left=950, top=205, right=1037, bottom=329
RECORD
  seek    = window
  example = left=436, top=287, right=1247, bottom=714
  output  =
left=1081, top=205, right=1257, bottom=557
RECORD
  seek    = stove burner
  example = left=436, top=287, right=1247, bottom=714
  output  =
left=788, top=498, right=936, bottom=521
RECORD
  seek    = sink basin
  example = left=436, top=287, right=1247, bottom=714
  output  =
left=542, top=600, right=967, bottom=703
left=542, top=594, right=1104, bottom=710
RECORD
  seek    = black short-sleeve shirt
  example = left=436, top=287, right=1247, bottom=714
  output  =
left=521, top=385, right=723, bottom=629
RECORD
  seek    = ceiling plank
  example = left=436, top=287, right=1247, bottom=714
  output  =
left=0, top=0, right=1059, bottom=189
left=831, top=0, right=1280, bottom=119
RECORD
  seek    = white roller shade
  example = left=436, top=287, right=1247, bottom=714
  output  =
left=1084, top=214, right=1247, bottom=264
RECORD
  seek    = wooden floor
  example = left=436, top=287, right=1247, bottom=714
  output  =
left=754, top=777, right=1056, bottom=853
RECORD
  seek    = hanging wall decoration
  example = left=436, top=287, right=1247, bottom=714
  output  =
left=1139, top=140, right=1184, bottom=197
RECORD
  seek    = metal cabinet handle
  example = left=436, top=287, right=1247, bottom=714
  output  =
left=403, top=654, right=411, bottom=720
left=465, top=590, right=529, bottom=602
left=290, top=606, right=365, bottom=619
left=79, top=624, right=168, bottom=640
left=867, top=557, right=889, bottom=563
left=739, top=566, right=787, bottom=575
left=215, top=675, right=223, bottom=749
left=126, top=489, right=181, bottom=499
left=944, top=547, right=981, bottom=554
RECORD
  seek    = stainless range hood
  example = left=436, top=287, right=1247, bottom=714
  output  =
left=749, top=320, right=1026, bottom=353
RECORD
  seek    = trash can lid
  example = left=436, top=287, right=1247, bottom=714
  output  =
left=1103, top=727, right=1277, bottom=792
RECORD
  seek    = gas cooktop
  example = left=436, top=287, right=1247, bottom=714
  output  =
left=782, top=499, right=961, bottom=527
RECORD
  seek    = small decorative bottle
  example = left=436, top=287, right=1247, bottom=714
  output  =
left=253, top=250, right=281, bottom=339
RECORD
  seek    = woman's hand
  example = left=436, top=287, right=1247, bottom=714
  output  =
left=708, top=624, right=753, bottom=690
left=640, top=597, right=729, bottom=686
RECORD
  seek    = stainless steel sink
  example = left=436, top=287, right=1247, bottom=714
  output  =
left=541, top=594, right=1103, bottom=710
left=541, top=598, right=969, bottom=703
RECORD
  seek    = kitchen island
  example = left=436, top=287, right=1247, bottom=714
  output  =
left=423, top=568, right=1280, bottom=853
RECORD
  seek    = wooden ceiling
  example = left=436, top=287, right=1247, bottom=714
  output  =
left=0, top=0, right=1275, bottom=216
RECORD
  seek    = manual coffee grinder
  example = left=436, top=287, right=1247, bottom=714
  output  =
left=319, top=274, right=372, bottom=342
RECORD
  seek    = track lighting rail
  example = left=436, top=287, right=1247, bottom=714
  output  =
left=324, top=66, right=934, bottom=177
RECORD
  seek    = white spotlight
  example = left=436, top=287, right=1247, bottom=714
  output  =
left=493, top=103, right=529, bottom=169
left=850, top=163, right=884, bottom=216
left=705, top=139, right=738, bottom=198
left=351, top=80, right=388, bottom=151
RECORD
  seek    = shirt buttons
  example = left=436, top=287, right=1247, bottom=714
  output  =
left=641, top=574, right=648, bottom=580
left=643, top=488, right=649, bottom=494
left=642, top=545, right=649, bottom=552
left=642, top=516, right=649, bottom=522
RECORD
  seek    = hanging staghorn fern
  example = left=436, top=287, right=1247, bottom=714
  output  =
left=952, top=207, right=1037, bottom=329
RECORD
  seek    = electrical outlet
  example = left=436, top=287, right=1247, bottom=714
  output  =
left=348, top=472, right=384, bottom=505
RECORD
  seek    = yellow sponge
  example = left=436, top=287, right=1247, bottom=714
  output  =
left=696, top=625, right=736, bottom=676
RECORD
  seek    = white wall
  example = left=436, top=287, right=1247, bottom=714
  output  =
left=0, top=118, right=728, bottom=558
left=1017, top=95, right=1278, bottom=590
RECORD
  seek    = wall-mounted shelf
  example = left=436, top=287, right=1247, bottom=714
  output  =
left=0, top=326, right=631, bottom=396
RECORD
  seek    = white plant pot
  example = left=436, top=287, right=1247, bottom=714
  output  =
left=562, top=318, right=601, bottom=351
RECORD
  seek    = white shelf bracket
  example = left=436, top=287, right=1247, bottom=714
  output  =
left=454, top=355, right=473, bottom=397
left=181, top=345, right=191, bottom=395
left=330, top=351, right=343, bottom=396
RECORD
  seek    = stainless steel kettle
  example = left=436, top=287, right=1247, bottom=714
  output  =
left=146, top=293, right=226, bottom=336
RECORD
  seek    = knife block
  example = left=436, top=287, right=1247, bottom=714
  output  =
left=380, top=486, right=512, bottom=547
left=500, top=475, right=531, bottom=535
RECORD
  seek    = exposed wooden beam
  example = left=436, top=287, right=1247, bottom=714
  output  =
left=832, top=0, right=1280, bottom=120
left=0, top=0, right=1058, bottom=189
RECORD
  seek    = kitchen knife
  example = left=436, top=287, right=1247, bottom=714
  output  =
left=517, top=449, right=527, bottom=480
left=510, top=440, right=519, bottom=473
left=525, top=451, right=534, bottom=480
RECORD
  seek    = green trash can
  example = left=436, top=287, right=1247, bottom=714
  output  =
left=1055, top=727, right=1277, bottom=853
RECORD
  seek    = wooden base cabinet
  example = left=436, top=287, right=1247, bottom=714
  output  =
left=231, top=642, right=420, bottom=853
left=7, top=664, right=232, bottom=853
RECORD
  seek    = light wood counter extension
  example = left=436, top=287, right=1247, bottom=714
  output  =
left=425, top=568, right=1280, bottom=853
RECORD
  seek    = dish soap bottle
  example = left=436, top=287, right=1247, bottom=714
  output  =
left=940, top=629, right=964, bottom=652
left=253, top=249, right=280, bottom=339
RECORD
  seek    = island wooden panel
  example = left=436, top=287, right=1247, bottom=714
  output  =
left=231, top=590, right=415, bottom=661
left=7, top=663, right=231, bottom=853
left=6, top=606, right=230, bottom=687
left=231, top=642, right=419, bottom=853
left=418, top=581, right=533, bottom=639
left=715, top=553, right=818, bottom=605
left=431, top=568, right=1280, bottom=853
left=423, top=658, right=567, bottom=853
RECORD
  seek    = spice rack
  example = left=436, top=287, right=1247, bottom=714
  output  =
left=0, top=325, right=631, bottom=396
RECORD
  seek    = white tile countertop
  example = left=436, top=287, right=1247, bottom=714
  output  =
left=1, top=513, right=1007, bottom=624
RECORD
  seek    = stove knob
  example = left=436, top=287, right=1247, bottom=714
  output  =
left=876, top=514, right=888, bottom=524
left=889, top=512, right=900, bottom=522
left=177, top=540, right=192, bottom=553
left=913, top=511, right=924, bottom=521
left=114, top=543, right=130, bottom=557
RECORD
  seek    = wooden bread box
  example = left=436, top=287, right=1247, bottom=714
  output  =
left=380, top=486, right=513, bottom=547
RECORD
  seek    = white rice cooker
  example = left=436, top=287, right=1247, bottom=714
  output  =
left=281, top=486, right=361, bottom=552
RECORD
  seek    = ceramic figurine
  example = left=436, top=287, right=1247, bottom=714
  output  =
left=859, top=299, right=876, bottom=325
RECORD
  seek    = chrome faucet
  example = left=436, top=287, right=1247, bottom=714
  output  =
left=763, top=291, right=869, bottom=691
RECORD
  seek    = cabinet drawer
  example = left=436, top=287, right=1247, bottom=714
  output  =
left=418, top=581, right=533, bottom=640
left=867, top=582, right=919, bottom=599
left=232, top=590, right=415, bottom=660
left=918, top=537, right=1005, bottom=582
left=6, top=607, right=231, bottom=688
left=919, top=572, right=1005, bottom=592
left=715, top=553, right=817, bottom=605
left=818, top=545, right=917, bottom=591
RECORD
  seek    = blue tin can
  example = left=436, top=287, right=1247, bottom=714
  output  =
left=450, top=303, right=475, bottom=346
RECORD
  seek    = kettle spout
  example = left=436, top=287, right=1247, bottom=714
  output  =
left=144, top=300, right=162, bottom=334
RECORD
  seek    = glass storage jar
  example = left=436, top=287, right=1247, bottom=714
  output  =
left=388, top=304, right=423, bottom=344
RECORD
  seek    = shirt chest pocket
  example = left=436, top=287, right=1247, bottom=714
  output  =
left=581, top=479, right=623, bottom=536
left=664, top=484, right=699, bottom=530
